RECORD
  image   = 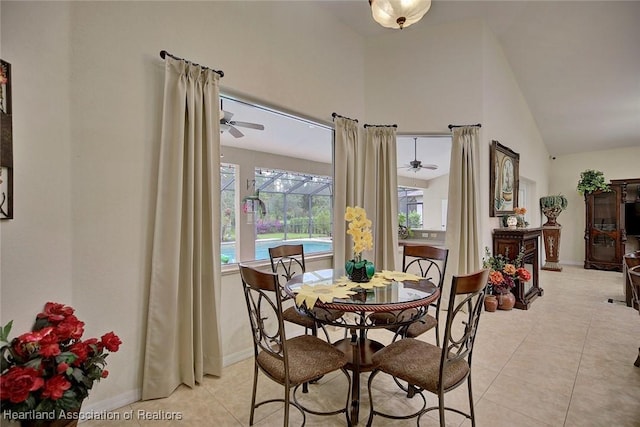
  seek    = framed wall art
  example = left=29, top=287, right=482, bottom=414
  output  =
left=490, top=140, right=519, bottom=217
left=1, top=59, right=13, bottom=219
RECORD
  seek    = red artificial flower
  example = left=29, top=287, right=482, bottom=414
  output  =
left=56, top=363, right=70, bottom=374
left=12, top=327, right=55, bottom=359
left=517, top=267, right=532, bottom=282
left=69, top=342, right=89, bottom=366
left=38, top=332, right=61, bottom=358
left=0, top=367, right=44, bottom=404
left=55, top=315, right=85, bottom=341
left=41, top=375, right=71, bottom=400
left=37, top=302, right=74, bottom=323
left=101, top=370, right=109, bottom=379
left=83, top=337, right=102, bottom=355
left=100, top=332, right=122, bottom=352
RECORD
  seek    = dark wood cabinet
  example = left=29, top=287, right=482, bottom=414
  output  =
left=492, top=228, right=543, bottom=310
left=584, top=185, right=624, bottom=272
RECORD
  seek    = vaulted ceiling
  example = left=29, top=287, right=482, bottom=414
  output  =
left=220, top=1, right=639, bottom=178
left=318, top=0, right=640, bottom=156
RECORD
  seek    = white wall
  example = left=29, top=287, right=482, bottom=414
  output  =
left=480, top=23, right=550, bottom=245
left=422, top=174, right=450, bottom=230
left=363, top=19, right=484, bottom=131
left=549, top=146, right=640, bottom=265
left=0, top=0, right=365, bottom=411
left=0, top=1, right=74, bottom=333
left=364, top=19, right=549, bottom=258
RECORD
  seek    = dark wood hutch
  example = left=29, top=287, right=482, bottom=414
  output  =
left=584, top=178, right=640, bottom=273
left=492, top=227, right=543, bottom=310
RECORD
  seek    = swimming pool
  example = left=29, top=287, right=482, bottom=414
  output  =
left=221, top=239, right=332, bottom=264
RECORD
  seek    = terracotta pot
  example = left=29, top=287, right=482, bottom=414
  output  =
left=497, top=292, right=516, bottom=310
left=484, top=295, right=498, bottom=312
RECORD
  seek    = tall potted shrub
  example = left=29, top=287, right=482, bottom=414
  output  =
left=540, top=194, right=568, bottom=271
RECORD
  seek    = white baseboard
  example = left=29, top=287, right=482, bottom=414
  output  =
left=223, top=348, right=253, bottom=368
left=78, top=389, right=141, bottom=423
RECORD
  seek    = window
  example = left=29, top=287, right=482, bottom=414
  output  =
left=220, top=164, right=236, bottom=265
left=397, top=135, right=452, bottom=232
left=398, top=187, right=424, bottom=229
left=253, top=169, right=333, bottom=261
left=218, top=95, right=333, bottom=265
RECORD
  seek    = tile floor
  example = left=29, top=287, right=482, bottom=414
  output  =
left=86, top=265, right=640, bottom=426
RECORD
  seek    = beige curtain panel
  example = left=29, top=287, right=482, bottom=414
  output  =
left=142, top=56, right=223, bottom=400
left=333, top=118, right=398, bottom=271
left=363, top=126, right=398, bottom=271
left=443, top=126, right=482, bottom=302
left=333, top=116, right=361, bottom=269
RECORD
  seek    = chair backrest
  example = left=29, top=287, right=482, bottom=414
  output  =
left=238, top=264, right=288, bottom=362
left=624, top=251, right=640, bottom=271
left=439, top=269, right=489, bottom=389
left=269, top=244, right=306, bottom=283
left=403, top=245, right=449, bottom=303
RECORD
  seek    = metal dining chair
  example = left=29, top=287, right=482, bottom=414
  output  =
left=366, top=269, right=489, bottom=427
left=371, top=244, right=449, bottom=346
left=268, top=244, right=344, bottom=342
left=238, top=264, right=352, bottom=426
left=627, top=264, right=640, bottom=367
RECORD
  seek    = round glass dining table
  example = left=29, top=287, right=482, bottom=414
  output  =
left=285, top=268, right=439, bottom=424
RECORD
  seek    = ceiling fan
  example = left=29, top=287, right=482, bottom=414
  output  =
left=400, top=137, right=438, bottom=172
left=219, top=99, right=265, bottom=138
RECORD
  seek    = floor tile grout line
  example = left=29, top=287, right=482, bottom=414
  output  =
left=562, top=303, right=594, bottom=427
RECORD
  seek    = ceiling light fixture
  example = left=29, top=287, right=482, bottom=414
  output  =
left=369, top=0, right=431, bottom=30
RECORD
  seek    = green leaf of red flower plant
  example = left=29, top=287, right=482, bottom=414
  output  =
left=24, top=357, right=43, bottom=370
left=56, top=351, right=78, bottom=365
left=0, top=320, right=13, bottom=343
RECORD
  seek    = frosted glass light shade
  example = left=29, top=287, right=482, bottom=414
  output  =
left=370, top=0, right=431, bottom=29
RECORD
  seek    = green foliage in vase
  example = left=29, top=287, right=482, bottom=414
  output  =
left=577, top=170, right=610, bottom=196
left=539, top=194, right=568, bottom=211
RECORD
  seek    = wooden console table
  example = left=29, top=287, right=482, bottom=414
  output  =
left=493, top=228, right=543, bottom=310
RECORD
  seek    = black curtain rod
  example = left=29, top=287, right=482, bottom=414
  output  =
left=364, top=123, right=398, bottom=128
left=448, top=123, right=482, bottom=130
left=160, top=50, right=224, bottom=77
left=331, top=112, right=358, bottom=123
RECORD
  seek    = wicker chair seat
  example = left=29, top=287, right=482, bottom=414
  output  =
left=257, top=335, right=348, bottom=385
left=372, top=338, right=469, bottom=393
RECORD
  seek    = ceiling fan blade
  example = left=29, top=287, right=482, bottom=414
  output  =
left=229, top=121, right=264, bottom=130
left=228, top=125, right=244, bottom=138
left=422, top=164, right=438, bottom=170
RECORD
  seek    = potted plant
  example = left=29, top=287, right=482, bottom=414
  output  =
left=345, top=206, right=375, bottom=282
left=577, top=169, right=610, bottom=196
left=539, top=194, right=568, bottom=272
left=482, top=247, right=531, bottom=310
left=540, top=194, right=568, bottom=226
left=0, top=302, right=121, bottom=426
left=397, top=212, right=413, bottom=240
